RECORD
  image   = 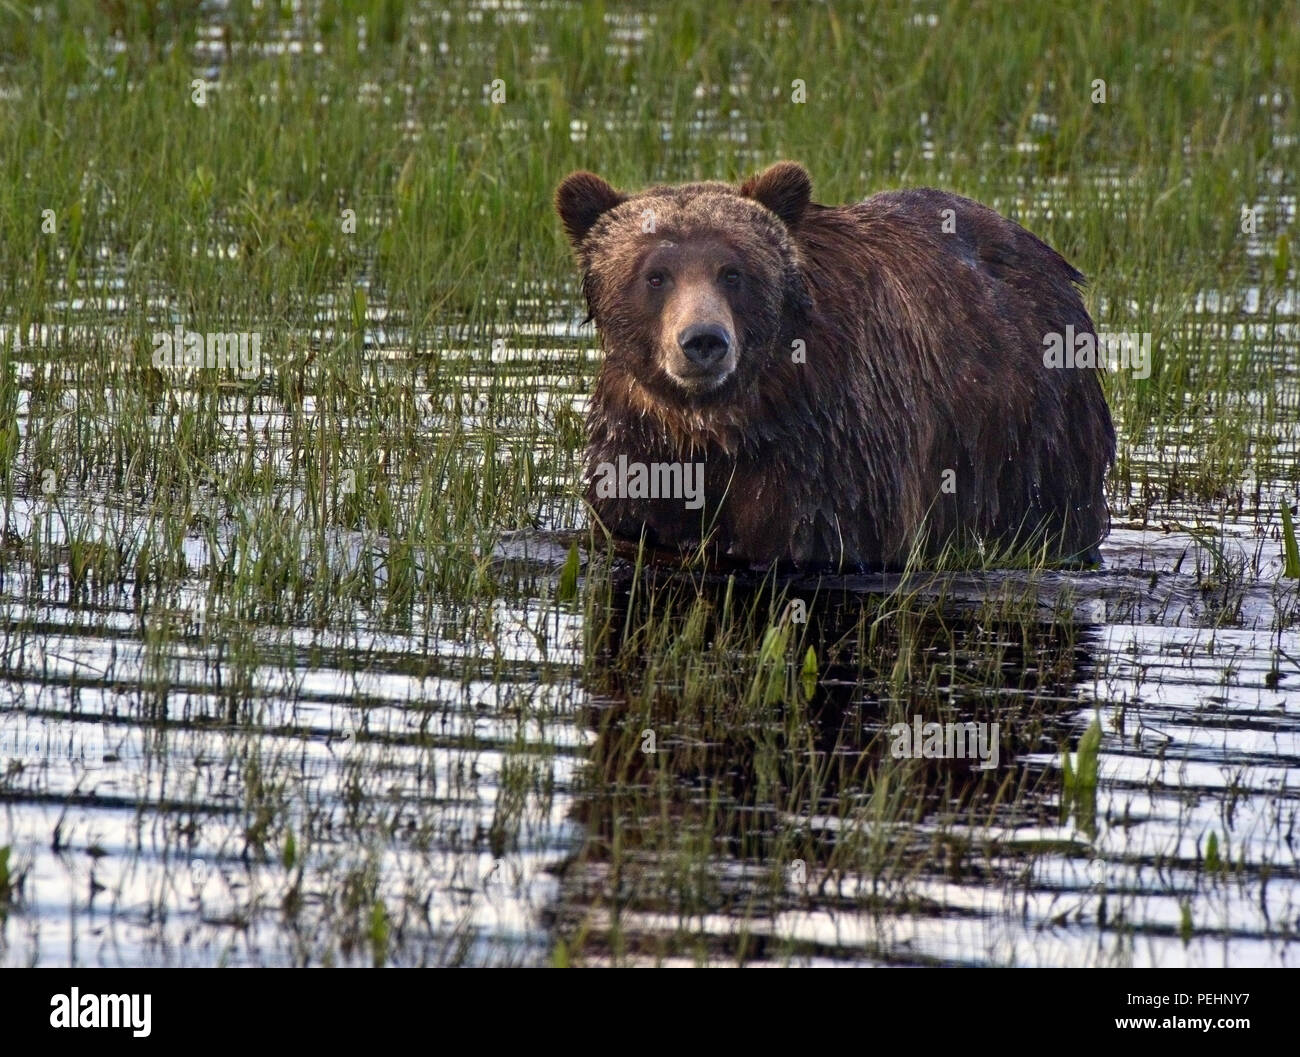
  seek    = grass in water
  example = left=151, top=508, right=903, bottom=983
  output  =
left=0, top=0, right=1295, bottom=968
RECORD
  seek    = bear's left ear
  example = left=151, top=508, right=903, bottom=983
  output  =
left=555, top=171, right=626, bottom=249
left=740, top=162, right=812, bottom=229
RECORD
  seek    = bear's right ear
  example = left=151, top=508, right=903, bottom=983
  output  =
left=555, top=171, right=626, bottom=249
left=740, top=161, right=812, bottom=229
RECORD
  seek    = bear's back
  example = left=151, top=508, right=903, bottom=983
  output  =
left=785, top=187, right=1114, bottom=565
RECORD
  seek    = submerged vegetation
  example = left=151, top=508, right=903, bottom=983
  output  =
left=0, top=0, right=1296, bottom=965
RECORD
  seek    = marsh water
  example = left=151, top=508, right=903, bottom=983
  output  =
left=3, top=311, right=1298, bottom=966
left=2, top=3, right=1299, bottom=967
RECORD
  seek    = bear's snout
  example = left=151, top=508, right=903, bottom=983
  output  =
left=678, top=323, right=731, bottom=370
left=661, top=281, right=738, bottom=392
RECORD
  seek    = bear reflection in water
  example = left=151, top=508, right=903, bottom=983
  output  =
left=549, top=570, right=1100, bottom=949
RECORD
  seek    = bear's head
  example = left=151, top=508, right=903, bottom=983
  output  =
left=555, top=162, right=813, bottom=408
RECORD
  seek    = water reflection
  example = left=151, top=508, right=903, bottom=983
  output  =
left=541, top=546, right=1299, bottom=966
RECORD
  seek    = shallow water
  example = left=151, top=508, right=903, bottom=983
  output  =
left=3, top=355, right=1298, bottom=965
left=3, top=3, right=1300, bottom=968
left=497, top=525, right=1300, bottom=967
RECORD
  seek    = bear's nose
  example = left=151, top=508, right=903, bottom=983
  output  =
left=678, top=324, right=731, bottom=369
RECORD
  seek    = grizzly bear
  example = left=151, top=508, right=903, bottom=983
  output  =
left=555, top=162, right=1115, bottom=571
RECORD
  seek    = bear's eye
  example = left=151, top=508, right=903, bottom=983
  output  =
left=646, top=272, right=666, bottom=289
left=722, top=268, right=741, bottom=286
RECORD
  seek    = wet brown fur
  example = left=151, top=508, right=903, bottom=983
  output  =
left=555, top=162, right=1116, bottom=571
